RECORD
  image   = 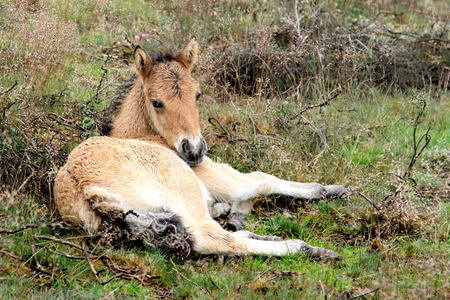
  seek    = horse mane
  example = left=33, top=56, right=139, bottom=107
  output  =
left=99, top=50, right=177, bottom=136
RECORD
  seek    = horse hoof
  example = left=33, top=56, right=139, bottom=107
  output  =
left=225, top=213, right=248, bottom=231
left=324, top=185, right=350, bottom=198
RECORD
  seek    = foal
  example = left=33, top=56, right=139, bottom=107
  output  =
left=54, top=40, right=347, bottom=258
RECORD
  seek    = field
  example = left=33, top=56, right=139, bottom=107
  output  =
left=0, top=0, right=449, bottom=298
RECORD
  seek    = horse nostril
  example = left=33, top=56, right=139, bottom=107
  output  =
left=180, top=138, right=206, bottom=165
left=200, top=138, right=208, bottom=156
left=181, top=139, right=191, bottom=155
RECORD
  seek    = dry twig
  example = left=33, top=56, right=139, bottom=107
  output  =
left=404, top=100, right=432, bottom=178
left=0, top=81, right=18, bottom=96
left=208, top=116, right=248, bottom=143
left=351, top=287, right=380, bottom=299
left=94, top=53, right=112, bottom=104
left=170, top=259, right=212, bottom=296
left=291, top=89, right=341, bottom=120
left=0, top=224, right=37, bottom=235
left=356, top=191, right=380, bottom=211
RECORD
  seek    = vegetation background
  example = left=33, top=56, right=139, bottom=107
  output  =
left=0, top=0, right=448, bottom=298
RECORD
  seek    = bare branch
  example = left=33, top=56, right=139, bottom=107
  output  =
left=170, top=259, right=212, bottom=296
left=208, top=116, right=248, bottom=143
left=351, top=287, right=380, bottom=299
left=404, top=99, right=432, bottom=178
left=356, top=191, right=380, bottom=211
left=291, top=89, right=341, bottom=120
left=0, top=224, right=37, bottom=235
left=0, top=81, right=18, bottom=96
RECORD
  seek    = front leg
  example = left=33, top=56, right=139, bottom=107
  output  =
left=193, top=157, right=348, bottom=221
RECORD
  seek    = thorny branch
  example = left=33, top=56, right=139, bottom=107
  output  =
left=352, top=96, right=433, bottom=213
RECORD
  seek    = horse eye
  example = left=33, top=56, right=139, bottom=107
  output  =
left=151, top=100, right=163, bottom=109
left=196, top=92, right=202, bottom=103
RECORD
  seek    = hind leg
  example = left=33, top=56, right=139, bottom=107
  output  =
left=54, top=165, right=102, bottom=233
left=182, top=218, right=339, bottom=259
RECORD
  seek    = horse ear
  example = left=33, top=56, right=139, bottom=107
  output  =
left=177, top=39, right=198, bottom=71
left=134, top=46, right=152, bottom=77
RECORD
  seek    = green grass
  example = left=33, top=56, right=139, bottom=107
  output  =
left=1, top=0, right=449, bottom=298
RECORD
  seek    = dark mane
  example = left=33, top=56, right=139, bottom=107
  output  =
left=99, top=50, right=178, bottom=136
left=150, top=50, right=177, bottom=63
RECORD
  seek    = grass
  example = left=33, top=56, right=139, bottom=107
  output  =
left=1, top=0, right=449, bottom=298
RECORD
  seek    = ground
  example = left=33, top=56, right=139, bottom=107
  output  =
left=0, top=0, right=449, bottom=299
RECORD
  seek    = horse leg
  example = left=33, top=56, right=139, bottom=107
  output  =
left=186, top=219, right=340, bottom=259
left=79, top=181, right=340, bottom=259
left=193, top=157, right=349, bottom=229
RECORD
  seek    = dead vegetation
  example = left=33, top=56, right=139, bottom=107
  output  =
left=209, top=3, right=449, bottom=97
left=0, top=220, right=164, bottom=289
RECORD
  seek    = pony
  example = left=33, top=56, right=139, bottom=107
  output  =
left=54, top=40, right=348, bottom=258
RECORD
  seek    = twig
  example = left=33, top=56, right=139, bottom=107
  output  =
left=10, top=173, right=34, bottom=198
left=374, top=10, right=405, bottom=19
left=36, top=235, right=155, bottom=285
left=318, top=280, right=327, bottom=299
left=367, top=124, right=387, bottom=129
left=0, top=224, right=37, bottom=235
left=237, top=269, right=271, bottom=292
left=405, top=100, right=432, bottom=178
left=97, top=285, right=123, bottom=300
left=375, top=9, right=448, bottom=21
left=415, top=37, right=450, bottom=44
left=203, top=264, right=222, bottom=291
left=0, top=248, right=53, bottom=278
left=0, top=81, right=18, bottom=122
left=272, top=270, right=303, bottom=277
left=356, top=191, right=380, bottom=211
left=97, top=255, right=156, bottom=285
left=124, top=35, right=136, bottom=49
left=1, top=100, right=15, bottom=122
left=94, top=53, right=111, bottom=104
left=291, top=89, right=341, bottom=120
left=0, top=81, right=18, bottom=95
left=351, top=287, right=380, bottom=299
left=0, top=249, right=21, bottom=260
left=47, top=113, right=88, bottom=132
left=39, top=245, right=85, bottom=260
left=170, top=259, right=212, bottom=296
left=208, top=116, right=248, bottom=143
left=34, top=235, right=95, bottom=254
left=83, top=239, right=110, bottom=285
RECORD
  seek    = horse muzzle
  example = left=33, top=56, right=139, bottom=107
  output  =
left=178, top=137, right=207, bottom=166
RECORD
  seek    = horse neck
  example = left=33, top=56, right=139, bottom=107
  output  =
left=109, top=80, right=159, bottom=139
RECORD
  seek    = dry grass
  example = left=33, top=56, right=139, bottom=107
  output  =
left=208, top=4, right=449, bottom=97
